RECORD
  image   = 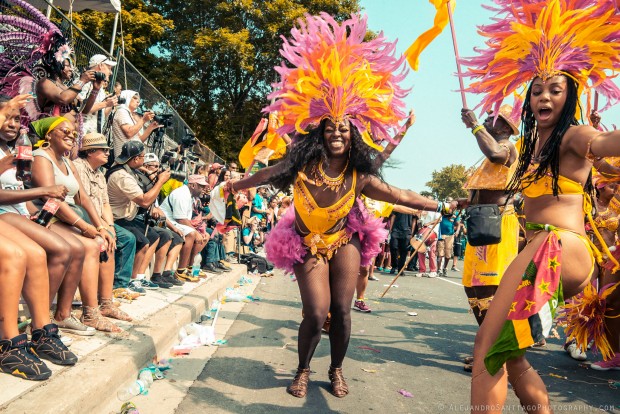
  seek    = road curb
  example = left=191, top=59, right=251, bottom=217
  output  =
left=1, top=266, right=245, bottom=414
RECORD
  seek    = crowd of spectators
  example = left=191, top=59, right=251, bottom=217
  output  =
left=0, top=51, right=286, bottom=381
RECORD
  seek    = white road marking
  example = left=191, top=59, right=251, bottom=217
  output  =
left=435, top=277, right=464, bottom=287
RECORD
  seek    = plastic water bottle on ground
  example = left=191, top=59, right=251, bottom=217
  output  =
left=138, top=368, right=154, bottom=387
left=117, top=380, right=147, bottom=401
left=192, top=263, right=200, bottom=277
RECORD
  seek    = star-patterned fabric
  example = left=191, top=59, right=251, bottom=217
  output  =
left=484, top=232, right=564, bottom=375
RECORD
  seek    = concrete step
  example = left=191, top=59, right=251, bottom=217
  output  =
left=0, top=264, right=252, bottom=414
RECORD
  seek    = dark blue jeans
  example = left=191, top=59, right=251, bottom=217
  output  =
left=113, top=224, right=136, bottom=289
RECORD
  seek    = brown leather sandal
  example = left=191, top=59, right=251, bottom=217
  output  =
left=287, top=368, right=310, bottom=398
left=328, top=366, right=349, bottom=398
left=463, top=356, right=474, bottom=364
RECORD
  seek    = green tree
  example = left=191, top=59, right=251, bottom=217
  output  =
left=72, top=0, right=173, bottom=71
left=425, top=164, right=469, bottom=200
left=144, top=0, right=362, bottom=161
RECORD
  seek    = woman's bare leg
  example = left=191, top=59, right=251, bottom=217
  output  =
left=0, top=233, right=27, bottom=339
left=0, top=214, right=71, bottom=304
left=293, top=254, right=330, bottom=369
left=471, top=231, right=592, bottom=413
left=2, top=224, right=51, bottom=330
left=328, top=237, right=362, bottom=368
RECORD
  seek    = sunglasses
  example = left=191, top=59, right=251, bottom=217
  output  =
left=56, top=127, right=78, bottom=139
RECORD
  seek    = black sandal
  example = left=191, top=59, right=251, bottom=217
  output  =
left=328, top=366, right=349, bottom=398
left=287, top=368, right=310, bottom=398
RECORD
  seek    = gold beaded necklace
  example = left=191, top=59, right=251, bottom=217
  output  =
left=314, top=157, right=349, bottom=192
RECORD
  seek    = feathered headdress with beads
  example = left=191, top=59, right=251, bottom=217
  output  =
left=461, top=0, right=620, bottom=116
left=264, top=13, right=409, bottom=152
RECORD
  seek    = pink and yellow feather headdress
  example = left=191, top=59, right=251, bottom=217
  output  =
left=462, top=0, right=620, bottom=116
left=264, top=13, right=409, bottom=151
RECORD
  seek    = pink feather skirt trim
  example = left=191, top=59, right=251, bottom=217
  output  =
left=264, top=198, right=388, bottom=274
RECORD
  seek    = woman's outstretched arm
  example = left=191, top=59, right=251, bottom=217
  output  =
left=227, top=163, right=287, bottom=192
left=360, top=174, right=458, bottom=212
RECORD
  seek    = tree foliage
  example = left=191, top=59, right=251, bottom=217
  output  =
left=146, top=0, right=362, bottom=161
left=71, top=0, right=173, bottom=67
left=425, top=164, right=469, bottom=200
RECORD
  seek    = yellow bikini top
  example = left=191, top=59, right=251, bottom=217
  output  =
left=521, top=165, right=584, bottom=198
left=293, top=169, right=357, bottom=235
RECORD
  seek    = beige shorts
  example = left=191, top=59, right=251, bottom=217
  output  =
left=437, top=234, right=455, bottom=258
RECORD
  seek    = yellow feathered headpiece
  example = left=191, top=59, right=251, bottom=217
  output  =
left=462, top=0, right=620, bottom=115
left=265, top=13, right=409, bottom=151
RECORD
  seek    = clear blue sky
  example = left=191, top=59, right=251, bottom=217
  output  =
left=359, top=0, right=620, bottom=193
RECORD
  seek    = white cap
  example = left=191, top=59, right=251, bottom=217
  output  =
left=89, top=54, right=117, bottom=67
left=143, top=153, right=159, bottom=164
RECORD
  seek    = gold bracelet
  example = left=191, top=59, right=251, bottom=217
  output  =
left=71, top=217, right=82, bottom=226
left=96, top=226, right=106, bottom=232
left=472, top=125, right=485, bottom=135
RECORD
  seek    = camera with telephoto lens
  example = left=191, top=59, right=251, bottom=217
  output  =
left=154, top=113, right=173, bottom=128
left=181, top=132, right=197, bottom=147
left=117, top=96, right=126, bottom=105
left=94, top=71, right=107, bottom=82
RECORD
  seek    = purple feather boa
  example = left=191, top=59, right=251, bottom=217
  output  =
left=264, top=198, right=388, bottom=274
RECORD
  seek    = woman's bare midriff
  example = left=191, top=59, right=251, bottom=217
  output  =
left=524, top=194, right=594, bottom=297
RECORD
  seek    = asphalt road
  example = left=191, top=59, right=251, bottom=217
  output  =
left=174, top=269, right=620, bottom=414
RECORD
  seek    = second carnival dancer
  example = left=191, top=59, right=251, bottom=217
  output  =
left=226, top=13, right=458, bottom=398
left=459, top=104, right=520, bottom=372
left=461, top=0, right=620, bottom=412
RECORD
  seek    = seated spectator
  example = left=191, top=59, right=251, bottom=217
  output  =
left=160, top=174, right=210, bottom=281
left=106, top=141, right=175, bottom=290
left=0, top=222, right=76, bottom=381
left=242, top=216, right=260, bottom=253
left=111, top=91, right=160, bottom=158
left=31, top=117, right=114, bottom=334
left=141, top=153, right=186, bottom=286
left=0, top=96, right=77, bottom=331
left=74, top=133, right=134, bottom=327
left=251, top=185, right=268, bottom=221
left=78, top=54, right=118, bottom=134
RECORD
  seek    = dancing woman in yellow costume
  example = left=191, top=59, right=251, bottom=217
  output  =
left=462, top=1, right=620, bottom=412
left=226, top=13, right=457, bottom=399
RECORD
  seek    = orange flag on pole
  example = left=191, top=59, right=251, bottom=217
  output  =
left=238, top=112, right=288, bottom=169
left=405, top=0, right=455, bottom=71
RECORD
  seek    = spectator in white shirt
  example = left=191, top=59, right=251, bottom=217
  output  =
left=111, top=90, right=160, bottom=158
left=160, top=174, right=209, bottom=278
left=78, top=54, right=118, bottom=134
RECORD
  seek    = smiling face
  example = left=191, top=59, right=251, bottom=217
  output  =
left=323, top=119, right=352, bottom=157
left=60, top=59, right=73, bottom=81
left=529, top=75, right=569, bottom=130
left=47, top=121, right=77, bottom=153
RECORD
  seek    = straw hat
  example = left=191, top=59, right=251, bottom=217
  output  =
left=81, top=133, right=111, bottom=150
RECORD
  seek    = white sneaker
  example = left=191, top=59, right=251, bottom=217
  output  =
left=565, top=342, right=587, bottom=361
left=427, top=272, right=437, bottom=278
left=415, top=273, right=427, bottom=278
left=60, top=334, right=73, bottom=347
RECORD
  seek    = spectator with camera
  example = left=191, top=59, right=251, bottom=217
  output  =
left=78, top=55, right=118, bottom=135
left=107, top=141, right=175, bottom=291
left=207, top=162, right=223, bottom=189
left=111, top=90, right=160, bottom=158
left=160, top=174, right=211, bottom=281
left=74, top=133, right=135, bottom=324
left=141, top=153, right=187, bottom=286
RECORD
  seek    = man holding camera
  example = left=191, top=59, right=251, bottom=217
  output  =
left=111, top=90, right=161, bottom=158
left=107, top=141, right=176, bottom=290
left=78, top=54, right=119, bottom=134
left=160, top=174, right=210, bottom=280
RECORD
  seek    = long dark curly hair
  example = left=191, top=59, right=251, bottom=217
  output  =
left=507, top=74, right=591, bottom=197
left=40, top=33, right=71, bottom=80
left=270, top=119, right=382, bottom=190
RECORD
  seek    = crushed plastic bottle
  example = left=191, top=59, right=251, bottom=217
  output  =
left=117, top=380, right=147, bottom=401
left=138, top=368, right=154, bottom=388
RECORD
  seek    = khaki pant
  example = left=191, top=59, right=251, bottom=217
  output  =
left=437, top=234, right=455, bottom=259
left=223, top=228, right=237, bottom=254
